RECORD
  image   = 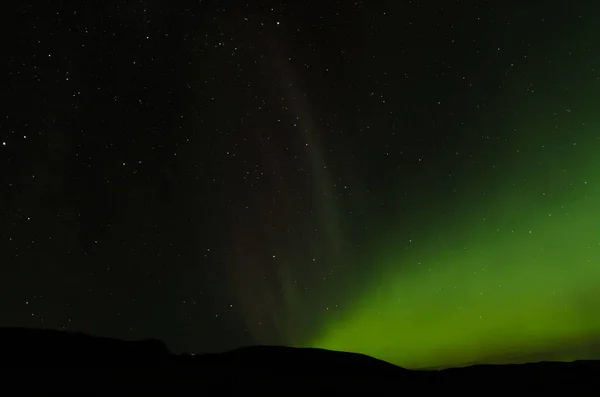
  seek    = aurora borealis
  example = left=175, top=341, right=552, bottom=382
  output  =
left=311, top=68, right=600, bottom=368
left=3, top=1, right=600, bottom=370
left=227, top=4, right=600, bottom=368
left=310, top=125, right=600, bottom=369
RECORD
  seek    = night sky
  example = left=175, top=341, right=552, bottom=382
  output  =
left=3, top=1, right=600, bottom=369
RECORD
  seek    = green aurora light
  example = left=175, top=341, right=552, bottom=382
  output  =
left=225, top=5, right=600, bottom=370
left=304, top=16, right=600, bottom=369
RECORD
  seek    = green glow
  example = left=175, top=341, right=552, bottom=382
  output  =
left=308, top=26, right=600, bottom=368
left=311, top=141, right=600, bottom=368
left=223, top=6, right=600, bottom=369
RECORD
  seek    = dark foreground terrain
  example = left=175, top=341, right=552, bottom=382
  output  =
left=1, top=327, right=598, bottom=393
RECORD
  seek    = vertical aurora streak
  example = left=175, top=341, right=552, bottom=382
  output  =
left=224, top=5, right=600, bottom=369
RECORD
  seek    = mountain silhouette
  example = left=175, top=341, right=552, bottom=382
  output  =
left=1, top=327, right=598, bottom=393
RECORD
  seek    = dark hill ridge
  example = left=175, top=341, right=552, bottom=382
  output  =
left=1, top=327, right=599, bottom=392
left=209, top=345, right=407, bottom=374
